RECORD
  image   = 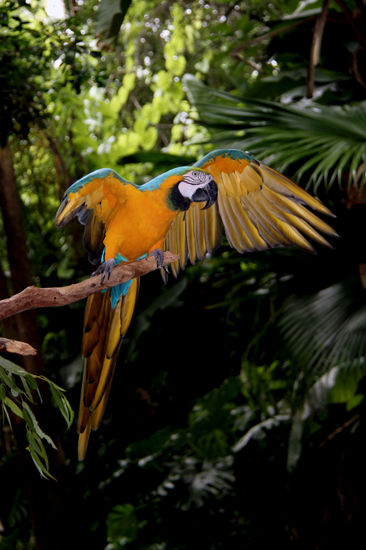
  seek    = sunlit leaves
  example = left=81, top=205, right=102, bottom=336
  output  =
left=0, top=0, right=51, bottom=144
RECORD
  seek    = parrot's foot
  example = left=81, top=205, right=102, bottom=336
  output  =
left=149, top=249, right=166, bottom=270
left=161, top=265, right=169, bottom=284
left=92, top=259, right=115, bottom=283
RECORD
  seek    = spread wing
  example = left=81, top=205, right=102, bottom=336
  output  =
left=55, top=168, right=134, bottom=264
left=77, top=277, right=139, bottom=460
left=55, top=168, right=141, bottom=459
left=163, top=149, right=337, bottom=278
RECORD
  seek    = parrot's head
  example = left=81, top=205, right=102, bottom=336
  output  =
left=170, top=169, right=218, bottom=211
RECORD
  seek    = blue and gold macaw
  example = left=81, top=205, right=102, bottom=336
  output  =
left=55, top=149, right=336, bottom=459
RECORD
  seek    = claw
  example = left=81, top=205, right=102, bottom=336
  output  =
left=92, top=258, right=115, bottom=283
left=149, top=249, right=165, bottom=269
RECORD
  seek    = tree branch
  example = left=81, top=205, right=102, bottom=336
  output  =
left=306, top=0, right=330, bottom=99
left=0, top=252, right=178, bottom=321
left=0, top=337, right=37, bottom=355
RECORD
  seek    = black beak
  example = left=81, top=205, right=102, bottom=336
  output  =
left=191, top=179, right=218, bottom=210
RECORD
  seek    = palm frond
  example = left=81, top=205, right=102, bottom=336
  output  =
left=184, top=75, right=366, bottom=190
left=279, top=276, right=366, bottom=386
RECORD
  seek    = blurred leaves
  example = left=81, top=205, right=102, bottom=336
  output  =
left=0, top=0, right=50, bottom=145
left=106, top=503, right=143, bottom=548
left=118, top=150, right=196, bottom=170
left=233, top=414, right=290, bottom=453
left=280, top=276, right=366, bottom=384
left=96, top=0, right=133, bottom=40
left=184, top=74, right=366, bottom=191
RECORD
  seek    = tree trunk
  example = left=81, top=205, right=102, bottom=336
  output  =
left=0, top=259, right=18, bottom=340
left=0, top=143, right=43, bottom=374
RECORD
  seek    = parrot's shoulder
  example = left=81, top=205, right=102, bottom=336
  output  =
left=139, top=166, right=195, bottom=192
left=195, top=149, right=255, bottom=170
left=65, top=168, right=134, bottom=197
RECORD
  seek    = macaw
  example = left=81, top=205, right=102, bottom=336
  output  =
left=55, top=149, right=336, bottom=459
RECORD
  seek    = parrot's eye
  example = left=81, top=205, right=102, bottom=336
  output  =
left=183, top=170, right=212, bottom=185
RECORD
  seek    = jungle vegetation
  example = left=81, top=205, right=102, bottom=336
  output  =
left=1, top=0, right=366, bottom=548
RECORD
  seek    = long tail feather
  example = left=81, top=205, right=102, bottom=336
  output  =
left=77, top=277, right=140, bottom=460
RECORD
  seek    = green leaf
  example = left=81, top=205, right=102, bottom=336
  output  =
left=48, top=381, right=74, bottom=429
left=26, top=429, right=55, bottom=480
left=4, top=397, right=24, bottom=419
left=20, top=375, right=35, bottom=402
left=106, top=503, right=140, bottom=544
left=0, top=355, right=31, bottom=376
left=2, top=402, right=12, bottom=429
left=0, top=366, right=19, bottom=393
left=233, top=414, right=290, bottom=453
left=96, top=0, right=132, bottom=39
left=22, top=402, right=56, bottom=449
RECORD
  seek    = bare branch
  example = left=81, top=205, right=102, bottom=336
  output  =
left=0, top=252, right=178, bottom=321
left=307, top=0, right=330, bottom=99
left=0, top=337, right=37, bottom=356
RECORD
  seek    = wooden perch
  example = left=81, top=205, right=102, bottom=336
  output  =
left=0, top=337, right=37, bottom=356
left=0, top=252, right=178, bottom=321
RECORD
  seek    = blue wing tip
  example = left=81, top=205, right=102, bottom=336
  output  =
left=66, top=168, right=128, bottom=195
left=194, top=149, right=254, bottom=167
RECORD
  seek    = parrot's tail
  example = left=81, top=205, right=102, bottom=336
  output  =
left=77, top=276, right=140, bottom=460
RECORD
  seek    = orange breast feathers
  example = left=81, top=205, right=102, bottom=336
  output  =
left=102, top=174, right=182, bottom=262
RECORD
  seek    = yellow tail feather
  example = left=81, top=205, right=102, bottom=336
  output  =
left=77, top=277, right=140, bottom=459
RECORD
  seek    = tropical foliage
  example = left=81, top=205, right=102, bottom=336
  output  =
left=0, top=354, right=73, bottom=479
left=1, top=0, right=366, bottom=548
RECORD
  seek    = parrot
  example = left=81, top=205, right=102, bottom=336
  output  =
left=55, top=148, right=337, bottom=459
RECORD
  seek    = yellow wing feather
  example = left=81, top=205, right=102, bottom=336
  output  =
left=56, top=173, right=131, bottom=228
left=162, top=150, right=336, bottom=278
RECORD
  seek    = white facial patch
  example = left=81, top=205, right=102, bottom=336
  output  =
left=178, top=180, right=198, bottom=199
left=178, top=170, right=213, bottom=199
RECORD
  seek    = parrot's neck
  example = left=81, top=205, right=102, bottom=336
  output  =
left=167, top=183, right=191, bottom=211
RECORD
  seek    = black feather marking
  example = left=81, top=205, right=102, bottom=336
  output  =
left=83, top=215, right=105, bottom=265
left=57, top=203, right=88, bottom=227
left=77, top=206, right=92, bottom=226
left=169, top=183, right=191, bottom=211
left=250, top=163, right=264, bottom=182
